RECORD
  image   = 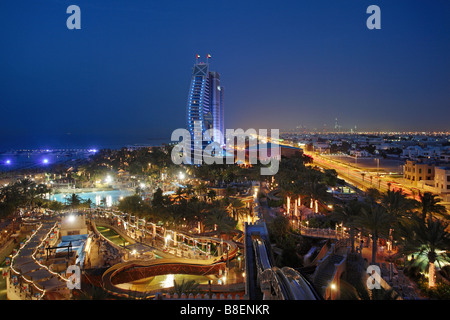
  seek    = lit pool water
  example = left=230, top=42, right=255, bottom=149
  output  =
left=48, top=189, right=133, bottom=207
left=116, top=274, right=218, bottom=292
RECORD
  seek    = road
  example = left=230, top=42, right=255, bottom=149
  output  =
left=252, top=134, right=431, bottom=202
left=303, top=151, right=422, bottom=201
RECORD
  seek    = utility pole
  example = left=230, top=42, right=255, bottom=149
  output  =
left=377, top=158, right=380, bottom=189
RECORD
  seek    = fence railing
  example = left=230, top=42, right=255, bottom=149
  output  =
left=298, top=225, right=349, bottom=240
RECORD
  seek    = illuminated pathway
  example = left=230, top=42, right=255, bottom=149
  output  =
left=8, top=218, right=68, bottom=300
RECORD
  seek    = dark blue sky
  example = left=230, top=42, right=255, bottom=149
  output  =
left=1, top=0, right=449, bottom=149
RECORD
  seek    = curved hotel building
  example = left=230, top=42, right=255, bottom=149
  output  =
left=186, top=58, right=224, bottom=162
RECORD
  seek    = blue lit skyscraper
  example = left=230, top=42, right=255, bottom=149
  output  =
left=209, top=71, right=225, bottom=146
left=186, top=57, right=224, bottom=157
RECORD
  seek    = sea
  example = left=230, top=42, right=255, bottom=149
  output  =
left=0, top=137, right=171, bottom=172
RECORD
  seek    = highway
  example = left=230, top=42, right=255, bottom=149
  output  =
left=253, top=134, right=419, bottom=200
left=303, top=151, right=422, bottom=201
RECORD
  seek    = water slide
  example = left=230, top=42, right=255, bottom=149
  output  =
left=252, top=238, right=320, bottom=300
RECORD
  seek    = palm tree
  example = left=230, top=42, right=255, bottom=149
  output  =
left=171, top=279, right=200, bottom=295
left=381, top=189, right=417, bottom=221
left=0, top=184, right=22, bottom=207
left=27, top=184, right=50, bottom=207
left=322, top=169, right=338, bottom=187
left=227, top=198, right=246, bottom=222
left=118, top=195, right=145, bottom=216
left=100, top=197, right=108, bottom=208
left=194, top=182, right=208, bottom=201
left=67, top=193, right=82, bottom=208
left=418, top=192, right=447, bottom=221
left=364, top=188, right=381, bottom=205
left=174, top=187, right=185, bottom=203
left=84, top=198, right=93, bottom=209
left=206, top=189, right=217, bottom=202
left=302, top=178, right=329, bottom=213
left=398, top=215, right=450, bottom=288
left=17, top=178, right=35, bottom=194
left=186, top=200, right=209, bottom=233
left=151, top=187, right=167, bottom=208
left=184, top=184, right=194, bottom=197
left=134, top=186, right=143, bottom=196
left=164, top=203, right=185, bottom=229
left=204, top=208, right=237, bottom=234
left=16, top=178, right=37, bottom=205
left=355, top=204, right=395, bottom=264
left=330, top=199, right=362, bottom=252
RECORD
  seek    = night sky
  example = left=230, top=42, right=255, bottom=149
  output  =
left=1, top=0, right=449, bottom=149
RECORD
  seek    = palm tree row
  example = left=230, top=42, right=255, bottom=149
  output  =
left=277, top=157, right=334, bottom=212
left=0, top=178, right=51, bottom=218
left=118, top=188, right=244, bottom=235
left=329, top=188, right=450, bottom=289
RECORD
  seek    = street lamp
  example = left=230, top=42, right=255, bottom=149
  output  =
left=377, top=158, right=380, bottom=188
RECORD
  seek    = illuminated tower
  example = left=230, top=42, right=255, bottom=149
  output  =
left=186, top=55, right=224, bottom=156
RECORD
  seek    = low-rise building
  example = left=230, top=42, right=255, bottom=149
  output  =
left=349, top=150, right=371, bottom=157
left=403, top=160, right=435, bottom=186
left=313, top=142, right=330, bottom=153
left=434, top=167, right=450, bottom=202
left=402, top=146, right=442, bottom=161
left=439, top=154, right=450, bottom=163
left=60, top=213, right=88, bottom=236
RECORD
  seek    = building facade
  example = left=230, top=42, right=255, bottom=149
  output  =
left=186, top=60, right=224, bottom=154
left=434, top=167, right=450, bottom=201
left=403, top=159, right=435, bottom=186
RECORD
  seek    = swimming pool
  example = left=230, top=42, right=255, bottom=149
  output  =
left=48, top=189, right=134, bottom=207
